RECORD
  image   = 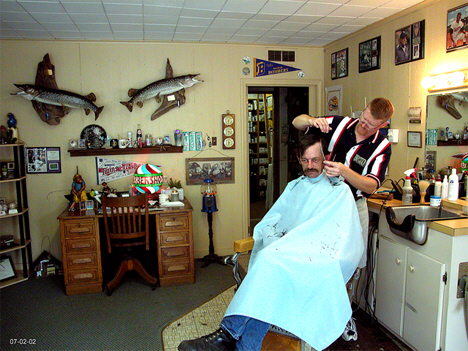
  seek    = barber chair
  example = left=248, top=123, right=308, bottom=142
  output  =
left=224, top=237, right=303, bottom=351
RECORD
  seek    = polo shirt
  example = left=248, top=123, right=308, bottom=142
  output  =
left=306, top=115, right=391, bottom=199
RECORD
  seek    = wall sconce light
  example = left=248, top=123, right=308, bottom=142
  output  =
left=421, top=70, right=468, bottom=91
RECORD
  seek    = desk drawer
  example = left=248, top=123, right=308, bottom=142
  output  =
left=161, top=246, right=190, bottom=261
left=66, top=253, right=98, bottom=269
left=158, top=214, right=189, bottom=232
left=162, top=261, right=191, bottom=276
left=64, top=220, right=95, bottom=238
left=65, top=238, right=97, bottom=253
left=160, top=231, right=189, bottom=246
left=67, top=268, right=100, bottom=284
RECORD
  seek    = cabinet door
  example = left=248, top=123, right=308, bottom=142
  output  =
left=375, top=236, right=407, bottom=336
left=403, top=250, right=445, bottom=351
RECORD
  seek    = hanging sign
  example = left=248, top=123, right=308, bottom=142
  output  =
left=254, top=58, right=300, bottom=77
left=95, top=157, right=143, bottom=184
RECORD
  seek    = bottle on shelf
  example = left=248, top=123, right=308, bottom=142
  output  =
left=434, top=175, right=442, bottom=197
left=136, top=124, right=143, bottom=148
left=448, top=168, right=459, bottom=201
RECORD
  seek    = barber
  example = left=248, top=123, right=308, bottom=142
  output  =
left=292, top=97, right=394, bottom=341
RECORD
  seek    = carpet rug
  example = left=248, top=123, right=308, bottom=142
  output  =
left=0, top=259, right=235, bottom=351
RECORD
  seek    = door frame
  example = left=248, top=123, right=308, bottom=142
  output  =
left=239, top=78, right=323, bottom=238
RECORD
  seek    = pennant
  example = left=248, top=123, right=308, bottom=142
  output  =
left=95, top=157, right=144, bottom=184
left=254, top=58, right=300, bottom=77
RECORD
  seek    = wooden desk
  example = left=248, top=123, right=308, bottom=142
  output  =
left=57, top=199, right=194, bottom=295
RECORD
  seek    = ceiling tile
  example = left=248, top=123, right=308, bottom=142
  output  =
left=0, top=0, right=429, bottom=46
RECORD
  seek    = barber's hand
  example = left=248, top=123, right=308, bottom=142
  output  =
left=311, top=117, right=332, bottom=133
left=323, top=160, right=344, bottom=177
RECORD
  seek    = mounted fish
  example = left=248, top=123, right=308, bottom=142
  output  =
left=33, top=53, right=68, bottom=125
left=12, top=84, right=104, bottom=120
left=437, top=94, right=462, bottom=119
left=120, top=59, right=202, bottom=120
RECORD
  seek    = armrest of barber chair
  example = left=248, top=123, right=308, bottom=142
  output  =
left=223, top=236, right=255, bottom=291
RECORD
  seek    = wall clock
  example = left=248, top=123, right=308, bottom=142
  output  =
left=222, top=112, right=235, bottom=149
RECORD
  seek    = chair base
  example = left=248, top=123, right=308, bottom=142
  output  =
left=106, top=258, right=157, bottom=295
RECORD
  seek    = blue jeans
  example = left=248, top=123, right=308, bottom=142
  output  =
left=220, top=315, right=270, bottom=351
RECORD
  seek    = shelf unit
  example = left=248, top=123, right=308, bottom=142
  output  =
left=68, top=145, right=183, bottom=157
left=437, top=139, right=468, bottom=146
left=248, top=93, right=274, bottom=199
left=0, top=142, right=33, bottom=289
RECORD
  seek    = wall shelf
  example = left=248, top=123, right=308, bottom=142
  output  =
left=68, top=145, right=183, bottom=157
left=437, top=139, right=468, bottom=146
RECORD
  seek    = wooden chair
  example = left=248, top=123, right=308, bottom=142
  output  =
left=102, top=194, right=157, bottom=295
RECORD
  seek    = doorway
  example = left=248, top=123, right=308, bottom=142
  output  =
left=248, top=86, right=309, bottom=233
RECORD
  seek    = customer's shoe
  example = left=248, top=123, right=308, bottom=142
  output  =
left=178, top=328, right=236, bottom=351
left=342, top=317, right=358, bottom=341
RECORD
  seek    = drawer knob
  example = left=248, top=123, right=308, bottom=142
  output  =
left=395, top=258, right=401, bottom=265
left=74, top=273, right=93, bottom=280
left=72, top=243, right=91, bottom=249
left=409, top=265, right=414, bottom=272
left=72, top=258, right=92, bottom=264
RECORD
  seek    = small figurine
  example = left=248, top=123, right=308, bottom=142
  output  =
left=102, top=182, right=111, bottom=195
left=7, top=113, right=18, bottom=143
left=69, top=169, right=88, bottom=211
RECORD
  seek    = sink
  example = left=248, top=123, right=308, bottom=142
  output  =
left=385, top=205, right=467, bottom=245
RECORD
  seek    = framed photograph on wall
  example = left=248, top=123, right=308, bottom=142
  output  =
left=359, top=36, right=381, bottom=73
left=395, top=25, right=411, bottom=64
left=26, top=147, right=61, bottom=174
left=331, top=48, right=348, bottom=79
left=411, top=20, right=425, bottom=61
left=186, top=157, right=234, bottom=185
left=407, top=131, right=422, bottom=148
left=446, top=3, right=468, bottom=52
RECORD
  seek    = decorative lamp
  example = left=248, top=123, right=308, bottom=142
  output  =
left=200, top=178, right=222, bottom=267
left=133, top=164, right=164, bottom=196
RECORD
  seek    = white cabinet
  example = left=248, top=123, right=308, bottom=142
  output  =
left=376, top=235, right=445, bottom=351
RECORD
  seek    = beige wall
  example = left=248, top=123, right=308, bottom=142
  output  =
left=324, top=0, right=468, bottom=182
left=0, top=40, right=323, bottom=262
left=1, top=0, right=466, bottom=265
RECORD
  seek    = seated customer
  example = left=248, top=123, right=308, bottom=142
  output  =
left=178, top=134, right=364, bottom=351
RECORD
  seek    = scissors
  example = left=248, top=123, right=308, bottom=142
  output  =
left=320, top=145, right=341, bottom=186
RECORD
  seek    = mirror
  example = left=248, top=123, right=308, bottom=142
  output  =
left=425, top=89, right=468, bottom=176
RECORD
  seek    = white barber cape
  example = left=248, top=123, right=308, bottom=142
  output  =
left=225, top=173, right=364, bottom=351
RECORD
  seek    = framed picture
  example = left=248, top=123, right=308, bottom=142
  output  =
left=395, top=25, right=411, bottom=64
left=325, top=85, right=343, bottom=115
left=186, top=157, right=235, bottom=185
left=359, top=36, right=381, bottom=73
left=411, top=20, right=425, bottom=61
left=0, top=256, right=17, bottom=282
left=331, top=48, right=348, bottom=79
left=407, top=131, right=422, bottom=148
left=446, top=3, right=468, bottom=52
left=26, top=147, right=61, bottom=174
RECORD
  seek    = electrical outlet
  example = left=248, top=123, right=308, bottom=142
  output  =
left=212, top=137, right=217, bottom=146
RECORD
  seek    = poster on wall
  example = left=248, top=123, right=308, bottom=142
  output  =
left=358, top=36, right=381, bottom=73
left=331, top=48, right=348, bottom=80
left=26, top=147, right=61, bottom=174
left=446, top=3, right=468, bottom=52
left=395, top=20, right=425, bottom=65
left=325, top=85, right=343, bottom=116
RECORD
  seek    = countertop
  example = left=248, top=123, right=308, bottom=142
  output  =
left=367, top=197, right=468, bottom=237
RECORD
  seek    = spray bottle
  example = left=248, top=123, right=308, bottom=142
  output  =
left=402, top=168, right=415, bottom=205
left=441, top=175, right=449, bottom=199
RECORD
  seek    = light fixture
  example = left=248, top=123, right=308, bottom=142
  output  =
left=421, top=70, right=468, bottom=91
